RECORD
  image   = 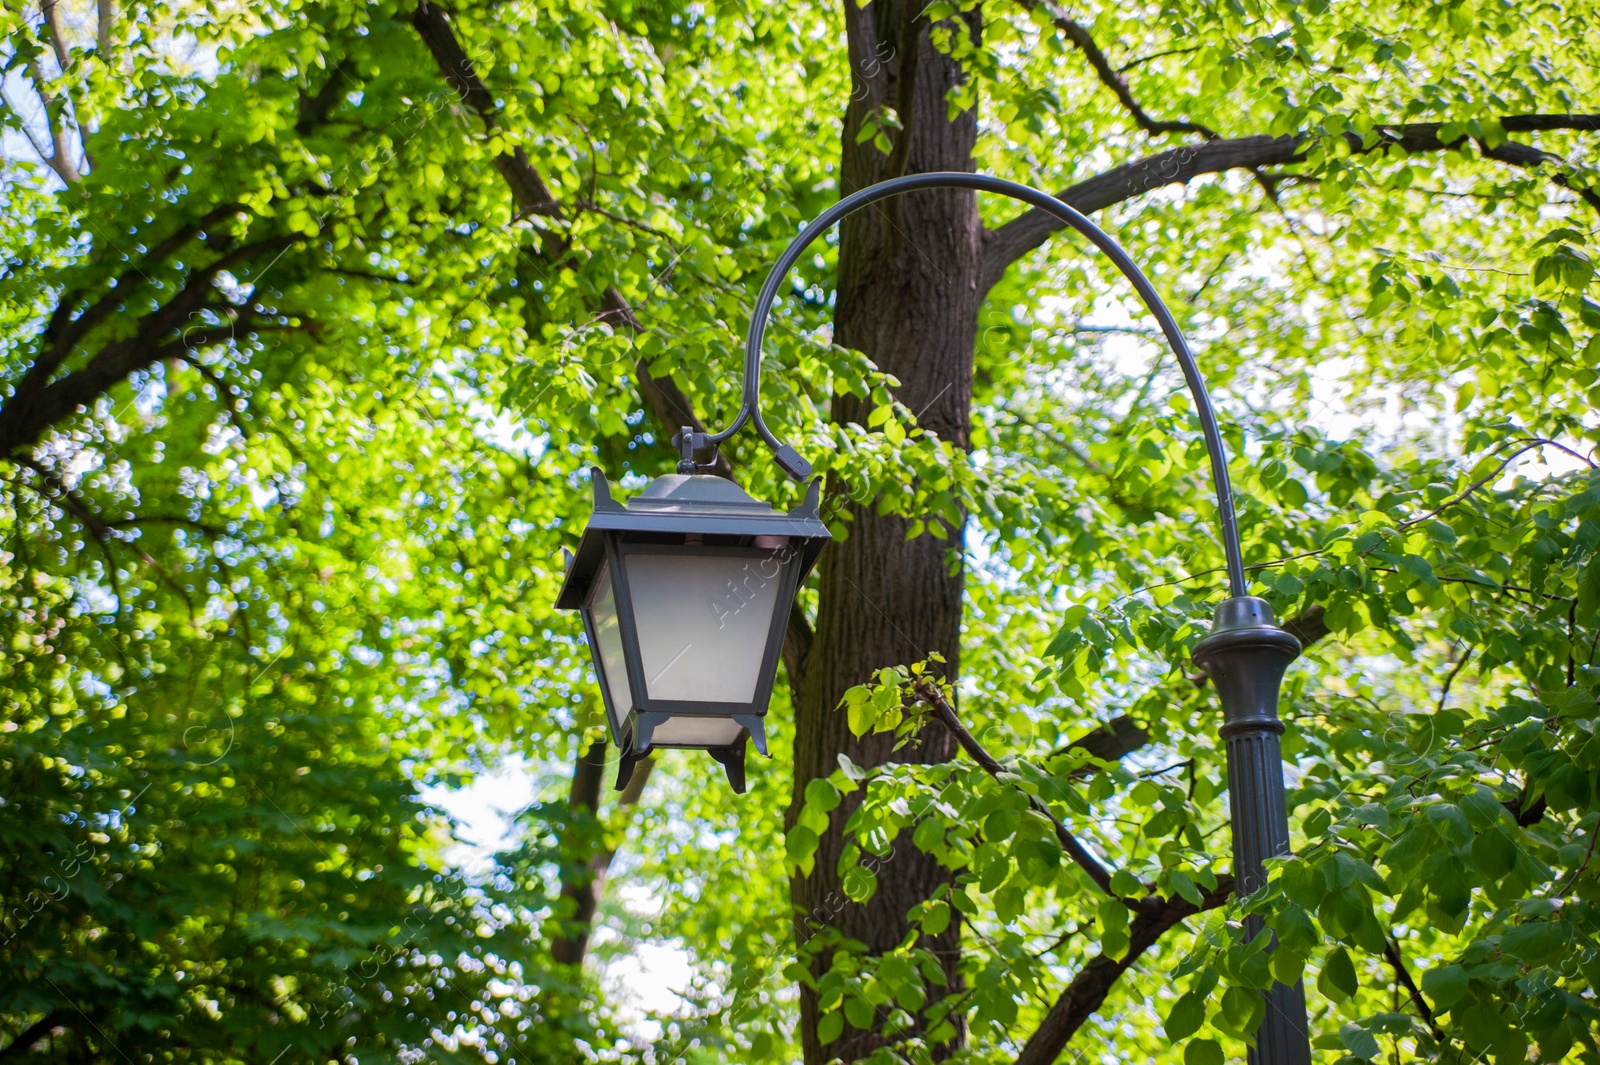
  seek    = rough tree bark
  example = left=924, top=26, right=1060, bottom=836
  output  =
left=788, top=2, right=983, bottom=1061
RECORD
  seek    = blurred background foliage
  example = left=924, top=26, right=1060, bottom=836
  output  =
left=0, top=0, right=1596, bottom=1061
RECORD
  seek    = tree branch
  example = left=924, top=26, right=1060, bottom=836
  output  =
left=0, top=1010, right=76, bottom=1061
left=1401, top=437, right=1596, bottom=534
left=1383, top=938, right=1445, bottom=1040
left=550, top=739, right=607, bottom=967
left=20, top=51, right=83, bottom=185
left=409, top=0, right=732, bottom=479
left=1018, top=0, right=1214, bottom=139
left=5, top=95, right=58, bottom=174
left=172, top=350, right=252, bottom=440
left=0, top=284, right=277, bottom=459
left=296, top=58, right=353, bottom=135
left=1498, top=114, right=1600, bottom=133
left=912, top=678, right=1118, bottom=897
left=96, top=0, right=112, bottom=55
left=1047, top=715, right=1149, bottom=767
left=980, top=115, right=1600, bottom=291
left=15, top=457, right=196, bottom=612
left=907, top=666, right=1246, bottom=1065
left=1281, top=603, right=1329, bottom=648
left=410, top=0, right=563, bottom=218
left=18, top=458, right=115, bottom=542
left=1117, top=45, right=1202, bottom=74
left=40, top=0, right=70, bottom=68
left=38, top=0, right=95, bottom=173
left=413, top=1, right=791, bottom=972
left=1013, top=874, right=1233, bottom=1065
left=550, top=739, right=656, bottom=965
left=1050, top=603, right=1328, bottom=765
left=15, top=203, right=240, bottom=409
left=102, top=513, right=225, bottom=536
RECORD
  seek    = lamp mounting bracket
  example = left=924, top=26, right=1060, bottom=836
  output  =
left=673, top=426, right=719, bottom=475
left=709, top=171, right=1246, bottom=597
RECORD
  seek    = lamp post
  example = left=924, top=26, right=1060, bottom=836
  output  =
left=558, top=172, right=1310, bottom=1065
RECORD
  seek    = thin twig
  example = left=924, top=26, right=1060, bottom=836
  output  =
left=572, top=199, right=679, bottom=241
left=1017, top=0, right=1215, bottom=139
left=1031, top=923, right=1083, bottom=959
left=16, top=459, right=196, bottom=618
left=1117, top=436, right=1590, bottom=604
left=1384, top=938, right=1446, bottom=1040
left=1398, top=438, right=1596, bottom=532
left=1435, top=648, right=1474, bottom=715
left=910, top=678, right=1119, bottom=899
left=1116, top=44, right=1202, bottom=73
left=1557, top=816, right=1599, bottom=899
left=1139, top=759, right=1193, bottom=779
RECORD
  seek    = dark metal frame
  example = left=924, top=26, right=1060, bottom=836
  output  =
left=606, top=538, right=800, bottom=719
left=558, top=468, right=831, bottom=793
left=556, top=470, right=830, bottom=611
left=579, top=560, right=633, bottom=753
left=697, top=171, right=1310, bottom=1065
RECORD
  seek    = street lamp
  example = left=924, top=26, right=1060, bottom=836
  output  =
left=554, top=458, right=830, bottom=793
left=558, top=172, right=1309, bottom=1064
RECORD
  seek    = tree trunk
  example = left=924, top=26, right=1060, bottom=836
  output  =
left=550, top=740, right=654, bottom=966
left=550, top=740, right=607, bottom=966
left=789, top=3, right=982, bottom=1061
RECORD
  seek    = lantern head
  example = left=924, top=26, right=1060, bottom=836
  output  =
left=556, top=469, right=830, bottom=792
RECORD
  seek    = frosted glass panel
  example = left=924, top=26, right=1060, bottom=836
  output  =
left=587, top=565, right=633, bottom=715
left=649, top=715, right=745, bottom=747
left=624, top=550, right=783, bottom=704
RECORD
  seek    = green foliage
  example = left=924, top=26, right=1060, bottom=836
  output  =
left=2, top=0, right=1598, bottom=1060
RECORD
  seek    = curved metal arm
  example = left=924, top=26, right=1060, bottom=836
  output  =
left=714, top=171, right=1247, bottom=598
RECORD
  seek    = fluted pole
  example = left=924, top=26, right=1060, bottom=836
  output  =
left=1193, top=597, right=1310, bottom=1065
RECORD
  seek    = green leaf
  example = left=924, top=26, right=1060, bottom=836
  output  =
left=1351, top=803, right=1391, bottom=831
left=1220, top=985, right=1263, bottom=1034
left=1425, top=803, right=1473, bottom=846
left=913, top=816, right=945, bottom=854
left=1339, top=1022, right=1381, bottom=1061
left=994, top=883, right=1024, bottom=923
left=786, top=825, right=820, bottom=875
left=1184, top=1038, right=1224, bottom=1065
left=10, top=0, right=1600, bottom=1054
left=842, top=865, right=878, bottom=903
left=844, top=688, right=875, bottom=737
left=1271, top=945, right=1307, bottom=986
left=1274, top=904, right=1318, bottom=953
left=1099, top=897, right=1130, bottom=958
left=1469, top=828, right=1517, bottom=880
left=1459, top=786, right=1506, bottom=829
left=1332, top=852, right=1389, bottom=895
left=1318, top=948, right=1359, bottom=1002
left=1168, top=869, right=1204, bottom=906
left=1500, top=920, right=1569, bottom=962
left=805, top=777, right=842, bottom=813
left=818, top=1011, right=844, bottom=1044
left=1280, top=859, right=1327, bottom=910
left=1420, top=963, right=1467, bottom=1011
left=977, top=851, right=1010, bottom=893
left=1165, top=991, right=1207, bottom=1043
